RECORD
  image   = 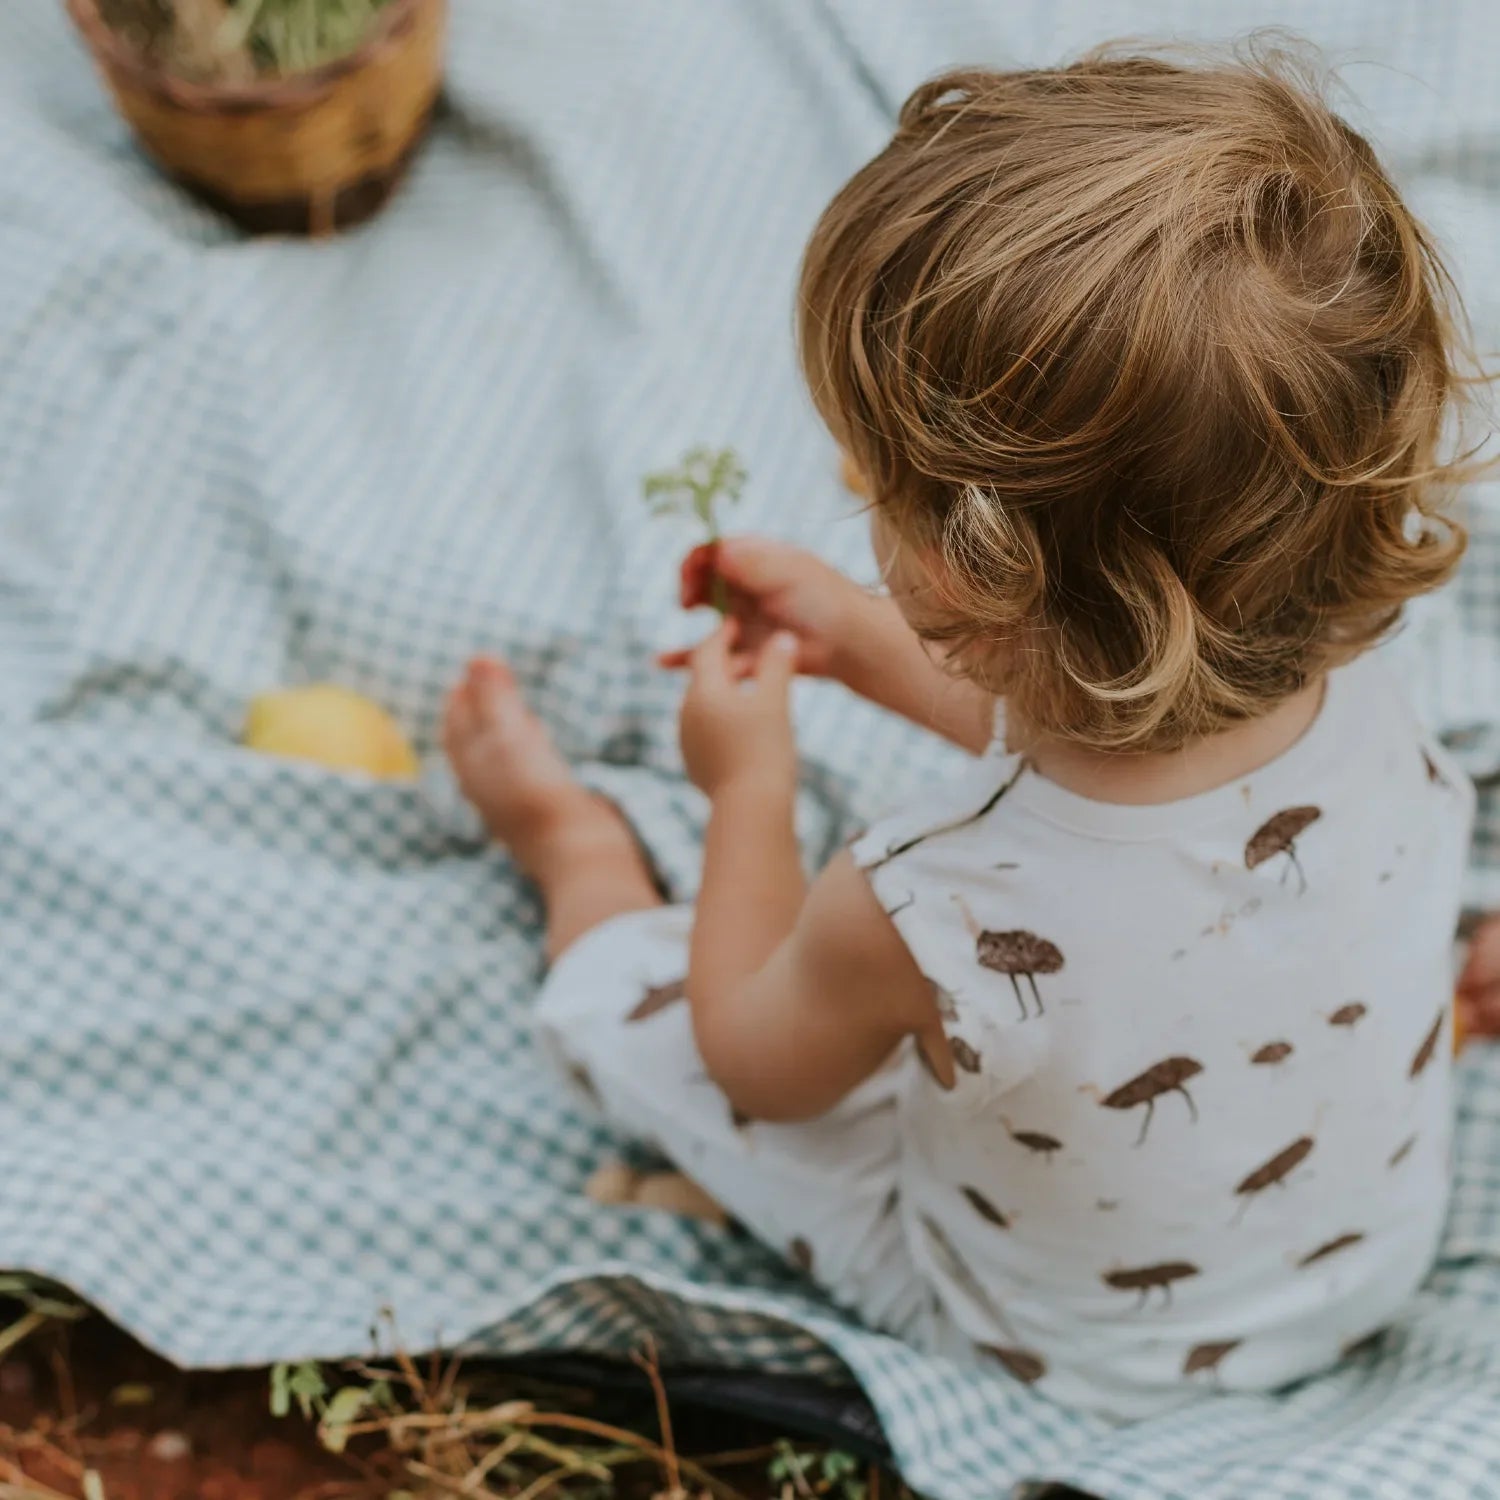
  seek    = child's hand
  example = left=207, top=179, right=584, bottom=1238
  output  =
left=680, top=620, right=799, bottom=799
left=660, top=537, right=869, bottom=681
left=1459, top=913, right=1500, bottom=1039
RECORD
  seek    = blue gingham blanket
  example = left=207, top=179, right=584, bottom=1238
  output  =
left=2, top=3, right=1499, bottom=1498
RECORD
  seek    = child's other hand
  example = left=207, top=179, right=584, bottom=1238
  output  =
left=680, top=620, right=799, bottom=799
left=660, top=537, right=867, bottom=681
left=1458, top=913, right=1500, bottom=1040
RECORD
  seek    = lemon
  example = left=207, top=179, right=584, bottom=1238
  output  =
left=242, top=684, right=419, bottom=781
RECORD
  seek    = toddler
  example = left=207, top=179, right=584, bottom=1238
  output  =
left=445, top=51, right=1478, bottom=1417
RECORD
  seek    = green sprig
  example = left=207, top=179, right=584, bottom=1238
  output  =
left=218, top=0, right=390, bottom=74
left=642, top=446, right=747, bottom=613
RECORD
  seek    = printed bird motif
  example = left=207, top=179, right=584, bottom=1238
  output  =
left=1245, top=806, right=1322, bottom=893
left=961, top=1187, right=1010, bottom=1229
left=627, top=979, right=687, bottom=1021
left=1002, top=1120, right=1063, bottom=1160
left=953, top=898, right=1064, bottom=1021
left=1409, top=1009, right=1445, bottom=1079
left=1183, top=1339, right=1240, bottom=1378
left=1102, top=1261, right=1200, bottom=1309
left=1296, top=1232, right=1365, bottom=1268
left=949, top=1036, right=983, bottom=1074
left=1251, top=1041, right=1293, bottom=1065
left=1084, top=1057, right=1202, bottom=1145
left=1233, top=1136, right=1314, bottom=1220
left=983, top=1345, right=1047, bottom=1384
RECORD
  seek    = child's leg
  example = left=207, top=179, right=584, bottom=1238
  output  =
left=447, top=659, right=928, bottom=1340
left=444, top=658, right=661, bottom=962
left=535, top=904, right=928, bottom=1343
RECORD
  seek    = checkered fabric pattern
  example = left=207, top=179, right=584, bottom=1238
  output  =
left=1, top=2, right=1498, bottom=1497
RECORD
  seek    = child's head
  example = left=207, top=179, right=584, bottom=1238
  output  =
left=799, top=46, right=1476, bottom=752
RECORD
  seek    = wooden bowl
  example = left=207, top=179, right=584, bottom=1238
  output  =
left=66, top=0, right=446, bottom=235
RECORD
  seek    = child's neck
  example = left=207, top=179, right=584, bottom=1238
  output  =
left=1014, top=678, right=1327, bottom=807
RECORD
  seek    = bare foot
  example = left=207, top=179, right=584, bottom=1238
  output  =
left=631, top=1171, right=730, bottom=1227
left=444, top=658, right=615, bottom=876
left=583, top=1163, right=728, bottom=1226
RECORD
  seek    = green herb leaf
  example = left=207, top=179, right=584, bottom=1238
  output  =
left=318, top=1384, right=373, bottom=1453
left=222, top=0, right=392, bottom=75
left=270, top=1359, right=329, bottom=1420
left=822, top=1451, right=859, bottom=1482
left=643, top=445, right=747, bottom=607
left=769, top=1441, right=815, bottom=1485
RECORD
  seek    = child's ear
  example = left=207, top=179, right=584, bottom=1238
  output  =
left=839, top=451, right=868, bottom=497
left=885, top=535, right=953, bottom=610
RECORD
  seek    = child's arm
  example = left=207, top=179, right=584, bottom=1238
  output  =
left=836, top=585, right=997, bottom=756
left=680, top=623, right=945, bottom=1120
left=662, top=537, right=994, bottom=755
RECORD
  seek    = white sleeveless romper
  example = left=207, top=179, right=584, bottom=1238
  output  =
left=535, top=654, right=1473, bottom=1417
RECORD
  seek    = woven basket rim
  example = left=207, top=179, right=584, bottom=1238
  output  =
left=66, top=0, right=434, bottom=110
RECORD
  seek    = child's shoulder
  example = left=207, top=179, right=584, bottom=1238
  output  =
left=1309, top=652, right=1474, bottom=831
left=850, top=653, right=1472, bottom=943
left=842, top=657, right=1468, bottom=1113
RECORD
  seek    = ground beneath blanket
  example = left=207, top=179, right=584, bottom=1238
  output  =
left=0, top=1313, right=343, bottom=1500
left=0, top=1302, right=969, bottom=1500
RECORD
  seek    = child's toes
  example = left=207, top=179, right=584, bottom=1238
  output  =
left=470, top=655, right=513, bottom=687
left=442, top=682, right=476, bottom=757
left=466, top=657, right=518, bottom=730
left=467, top=657, right=514, bottom=695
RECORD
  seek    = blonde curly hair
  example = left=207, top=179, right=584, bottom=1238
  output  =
left=799, top=45, right=1481, bottom=752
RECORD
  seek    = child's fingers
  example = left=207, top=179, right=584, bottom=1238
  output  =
left=1480, top=995, right=1500, bottom=1039
left=715, top=536, right=797, bottom=593
left=687, top=618, right=739, bottom=693
left=442, top=683, right=474, bottom=748
left=679, top=544, right=717, bottom=609
left=1460, top=982, right=1500, bottom=1039
left=1458, top=914, right=1500, bottom=994
left=681, top=535, right=797, bottom=609
left=749, top=632, right=800, bottom=702
left=659, top=625, right=758, bottom=675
